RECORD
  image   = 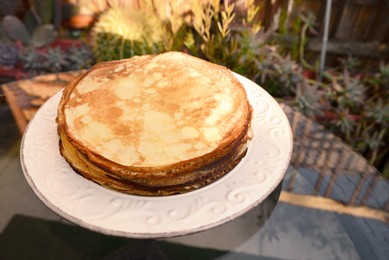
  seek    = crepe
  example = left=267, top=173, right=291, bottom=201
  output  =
left=57, top=51, right=252, bottom=196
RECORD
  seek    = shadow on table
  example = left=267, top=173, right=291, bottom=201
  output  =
left=0, top=96, right=19, bottom=156
left=0, top=183, right=282, bottom=260
left=281, top=104, right=389, bottom=215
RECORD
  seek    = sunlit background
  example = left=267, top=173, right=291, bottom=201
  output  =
left=0, top=0, right=388, bottom=175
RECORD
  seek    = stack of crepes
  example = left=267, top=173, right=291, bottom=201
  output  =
left=57, top=52, right=252, bottom=196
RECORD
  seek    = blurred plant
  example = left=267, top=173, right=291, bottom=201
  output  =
left=42, top=46, right=70, bottom=73
left=298, top=11, right=318, bottom=71
left=295, top=80, right=323, bottom=118
left=90, top=0, right=193, bottom=61
left=276, top=9, right=389, bottom=175
left=357, top=63, right=389, bottom=173
left=0, top=0, right=60, bottom=48
left=0, top=43, right=19, bottom=66
left=92, top=8, right=161, bottom=61
left=20, top=44, right=94, bottom=76
left=0, top=0, right=21, bottom=16
left=368, top=62, right=389, bottom=92
left=184, top=0, right=306, bottom=98
left=186, top=0, right=236, bottom=63
left=66, top=45, right=95, bottom=70
left=338, top=56, right=360, bottom=75
left=303, top=58, right=389, bottom=176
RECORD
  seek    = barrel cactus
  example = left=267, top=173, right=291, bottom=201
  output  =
left=2, top=16, right=31, bottom=45
left=91, top=8, right=166, bottom=62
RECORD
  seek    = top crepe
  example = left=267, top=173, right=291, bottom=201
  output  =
left=57, top=52, right=252, bottom=195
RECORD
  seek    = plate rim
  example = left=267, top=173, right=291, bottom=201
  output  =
left=20, top=72, right=293, bottom=238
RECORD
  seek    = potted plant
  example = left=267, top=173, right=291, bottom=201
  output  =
left=0, top=0, right=95, bottom=80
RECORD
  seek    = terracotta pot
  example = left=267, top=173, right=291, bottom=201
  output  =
left=65, top=15, right=95, bottom=29
left=302, top=69, right=315, bottom=80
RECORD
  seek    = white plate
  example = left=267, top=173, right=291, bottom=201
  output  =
left=21, top=73, right=293, bottom=238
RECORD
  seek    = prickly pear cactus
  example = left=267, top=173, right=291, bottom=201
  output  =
left=2, top=16, right=31, bottom=44
left=31, top=24, right=57, bottom=47
left=0, top=25, right=12, bottom=43
left=91, top=8, right=166, bottom=62
left=0, top=43, right=19, bottom=66
left=1, top=14, right=57, bottom=47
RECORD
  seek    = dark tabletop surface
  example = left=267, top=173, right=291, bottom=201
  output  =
left=0, top=74, right=388, bottom=260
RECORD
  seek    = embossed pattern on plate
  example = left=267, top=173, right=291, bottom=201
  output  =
left=21, top=73, right=293, bottom=238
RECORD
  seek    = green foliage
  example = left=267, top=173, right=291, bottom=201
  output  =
left=302, top=56, right=389, bottom=174
left=24, top=10, right=40, bottom=34
left=30, top=24, right=57, bottom=47
left=35, top=0, right=54, bottom=24
left=93, top=32, right=164, bottom=62
left=186, top=1, right=238, bottom=65
left=295, top=80, right=322, bottom=118
left=184, top=1, right=305, bottom=97
left=92, top=8, right=168, bottom=62
left=20, top=44, right=94, bottom=75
